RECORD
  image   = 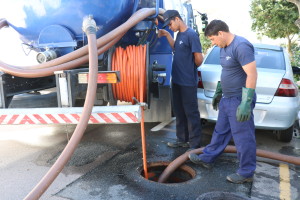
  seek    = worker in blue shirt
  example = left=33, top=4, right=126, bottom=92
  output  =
left=188, top=20, right=258, bottom=184
left=158, top=10, right=203, bottom=150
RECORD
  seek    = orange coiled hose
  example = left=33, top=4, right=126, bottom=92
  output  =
left=112, top=45, right=147, bottom=104
left=112, top=44, right=149, bottom=179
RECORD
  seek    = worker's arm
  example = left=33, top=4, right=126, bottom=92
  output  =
left=242, top=61, right=257, bottom=89
left=158, top=29, right=175, bottom=49
left=194, top=52, right=203, bottom=67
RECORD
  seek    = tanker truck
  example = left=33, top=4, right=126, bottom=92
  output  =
left=0, top=0, right=204, bottom=125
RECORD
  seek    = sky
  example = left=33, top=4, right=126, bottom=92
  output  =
left=0, top=27, right=37, bottom=66
left=190, top=0, right=283, bottom=45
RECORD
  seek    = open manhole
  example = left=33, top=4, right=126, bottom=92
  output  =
left=140, top=161, right=196, bottom=183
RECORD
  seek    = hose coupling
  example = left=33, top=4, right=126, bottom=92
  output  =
left=36, top=49, right=57, bottom=63
left=82, top=15, right=97, bottom=35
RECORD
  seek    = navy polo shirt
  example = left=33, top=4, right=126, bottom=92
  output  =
left=220, top=35, right=255, bottom=97
left=172, top=28, right=202, bottom=86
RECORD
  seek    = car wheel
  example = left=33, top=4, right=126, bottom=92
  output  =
left=293, top=120, right=300, bottom=138
left=275, top=125, right=293, bottom=143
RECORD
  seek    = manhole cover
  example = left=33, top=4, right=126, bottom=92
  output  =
left=139, top=161, right=196, bottom=183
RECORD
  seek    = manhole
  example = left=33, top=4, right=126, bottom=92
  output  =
left=139, top=161, right=196, bottom=183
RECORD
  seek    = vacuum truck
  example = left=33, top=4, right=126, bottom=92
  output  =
left=0, top=0, right=204, bottom=125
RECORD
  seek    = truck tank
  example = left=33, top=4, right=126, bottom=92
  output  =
left=2, top=0, right=138, bottom=56
left=0, top=0, right=200, bottom=123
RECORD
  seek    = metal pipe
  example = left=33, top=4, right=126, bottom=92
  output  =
left=148, top=0, right=160, bottom=19
left=158, top=145, right=300, bottom=183
left=23, top=17, right=99, bottom=200
left=0, top=19, right=8, bottom=29
left=132, top=0, right=139, bottom=14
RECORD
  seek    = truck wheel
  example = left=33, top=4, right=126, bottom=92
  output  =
left=276, top=125, right=293, bottom=143
left=9, top=92, right=57, bottom=108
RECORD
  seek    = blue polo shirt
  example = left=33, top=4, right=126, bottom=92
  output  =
left=172, top=28, right=202, bottom=86
left=220, top=35, right=255, bottom=97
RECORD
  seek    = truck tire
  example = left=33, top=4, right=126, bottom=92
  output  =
left=9, top=92, right=57, bottom=108
left=276, top=125, right=293, bottom=143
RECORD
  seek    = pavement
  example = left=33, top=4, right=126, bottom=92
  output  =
left=0, top=121, right=299, bottom=200
left=56, top=123, right=252, bottom=200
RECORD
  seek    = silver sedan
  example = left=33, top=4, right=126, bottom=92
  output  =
left=197, top=43, right=300, bottom=142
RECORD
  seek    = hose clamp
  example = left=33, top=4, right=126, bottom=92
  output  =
left=82, top=15, right=97, bottom=35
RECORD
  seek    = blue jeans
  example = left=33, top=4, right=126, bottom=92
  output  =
left=199, top=95, right=256, bottom=178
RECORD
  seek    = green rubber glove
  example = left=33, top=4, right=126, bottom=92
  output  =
left=212, top=81, right=222, bottom=111
left=236, top=87, right=255, bottom=122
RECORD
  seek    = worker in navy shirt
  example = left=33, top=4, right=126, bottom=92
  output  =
left=158, top=10, right=203, bottom=150
left=188, top=20, right=258, bottom=184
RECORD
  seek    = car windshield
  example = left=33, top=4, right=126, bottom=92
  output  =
left=204, top=46, right=285, bottom=70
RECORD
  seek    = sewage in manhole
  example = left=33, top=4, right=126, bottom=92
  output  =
left=139, top=162, right=196, bottom=183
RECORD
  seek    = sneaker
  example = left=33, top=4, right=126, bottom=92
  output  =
left=188, top=153, right=213, bottom=169
left=167, top=141, right=189, bottom=148
left=226, top=173, right=253, bottom=184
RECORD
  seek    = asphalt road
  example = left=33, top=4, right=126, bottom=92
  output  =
left=0, top=120, right=299, bottom=200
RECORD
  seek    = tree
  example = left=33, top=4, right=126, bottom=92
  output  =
left=200, top=33, right=212, bottom=55
left=250, top=0, right=299, bottom=54
left=286, top=0, right=300, bottom=42
left=287, top=0, right=300, bottom=10
left=286, top=0, right=300, bottom=28
left=290, top=42, right=300, bottom=66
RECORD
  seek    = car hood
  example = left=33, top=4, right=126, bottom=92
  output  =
left=200, top=65, right=285, bottom=104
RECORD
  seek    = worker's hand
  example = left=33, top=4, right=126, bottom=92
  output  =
left=212, top=81, right=222, bottom=111
left=154, top=18, right=158, bottom=26
left=158, top=29, right=169, bottom=38
left=236, top=87, right=255, bottom=122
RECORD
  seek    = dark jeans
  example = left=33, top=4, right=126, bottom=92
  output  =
left=171, top=83, right=202, bottom=148
left=200, top=95, right=257, bottom=177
